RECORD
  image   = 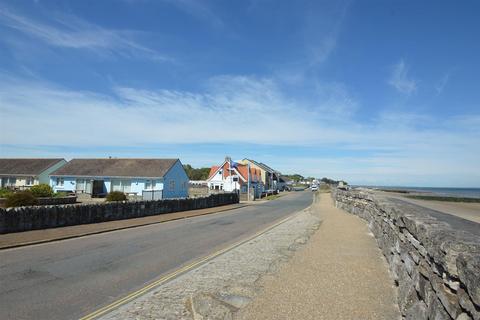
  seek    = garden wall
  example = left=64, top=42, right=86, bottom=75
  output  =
left=0, top=193, right=239, bottom=234
left=332, top=188, right=480, bottom=320
left=0, top=196, right=77, bottom=208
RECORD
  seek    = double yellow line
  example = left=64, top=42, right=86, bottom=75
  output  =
left=80, top=211, right=303, bottom=320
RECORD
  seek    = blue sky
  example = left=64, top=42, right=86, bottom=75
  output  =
left=0, top=0, right=479, bottom=187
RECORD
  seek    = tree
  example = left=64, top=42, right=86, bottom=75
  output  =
left=183, top=164, right=211, bottom=180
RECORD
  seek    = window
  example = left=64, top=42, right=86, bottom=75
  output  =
left=145, top=180, right=156, bottom=190
left=56, top=177, right=64, bottom=187
left=169, top=180, right=175, bottom=191
left=112, top=179, right=131, bottom=193
left=76, top=179, right=86, bottom=192
left=3, top=177, right=16, bottom=187
left=25, top=177, right=34, bottom=186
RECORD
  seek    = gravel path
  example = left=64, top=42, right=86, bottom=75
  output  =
left=236, top=193, right=400, bottom=320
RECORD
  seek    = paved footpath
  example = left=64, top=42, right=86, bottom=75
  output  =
left=236, top=193, right=400, bottom=320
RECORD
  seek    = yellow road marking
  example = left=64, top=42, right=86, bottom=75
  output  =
left=79, top=209, right=305, bottom=320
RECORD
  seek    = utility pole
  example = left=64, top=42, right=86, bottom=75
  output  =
left=247, top=162, right=251, bottom=201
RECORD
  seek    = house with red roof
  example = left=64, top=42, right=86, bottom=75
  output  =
left=207, top=157, right=263, bottom=197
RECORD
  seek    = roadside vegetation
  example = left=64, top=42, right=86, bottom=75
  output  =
left=106, top=191, right=127, bottom=202
left=264, top=194, right=282, bottom=200
left=0, top=188, right=13, bottom=198
left=183, top=164, right=211, bottom=180
left=1, top=184, right=75, bottom=207
left=406, top=195, right=480, bottom=203
left=5, top=191, right=38, bottom=207
left=30, top=184, right=54, bottom=197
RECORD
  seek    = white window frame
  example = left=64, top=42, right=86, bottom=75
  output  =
left=25, top=177, right=35, bottom=186
left=56, top=177, right=64, bottom=187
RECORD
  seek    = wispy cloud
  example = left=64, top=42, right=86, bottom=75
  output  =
left=304, top=0, right=350, bottom=66
left=435, top=72, right=450, bottom=95
left=1, top=73, right=479, bottom=186
left=388, top=59, right=417, bottom=95
left=0, top=5, right=168, bottom=61
left=162, top=0, right=223, bottom=28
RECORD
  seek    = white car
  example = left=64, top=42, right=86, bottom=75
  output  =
left=311, top=185, right=318, bottom=191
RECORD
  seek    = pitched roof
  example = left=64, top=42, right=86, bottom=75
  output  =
left=51, top=158, right=179, bottom=178
left=208, top=166, right=220, bottom=179
left=0, top=158, right=65, bottom=176
left=243, top=159, right=279, bottom=174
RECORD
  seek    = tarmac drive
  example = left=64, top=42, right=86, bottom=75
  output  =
left=0, top=191, right=313, bottom=320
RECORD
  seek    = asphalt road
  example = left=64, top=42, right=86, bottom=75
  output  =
left=0, top=191, right=313, bottom=320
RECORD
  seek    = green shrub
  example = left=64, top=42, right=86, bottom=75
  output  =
left=30, top=184, right=54, bottom=198
left=5, top=191, right=38, bottom=207
left=106, top=191, right=127, bottom=202
left=54, top=191, right=70, bottom=198
left=0, top=188, right=13, bottom=198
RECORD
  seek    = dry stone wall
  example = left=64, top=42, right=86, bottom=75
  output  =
left=0, top=193, right=239, bottom=234
left=332, top=188, right=480, bottom=320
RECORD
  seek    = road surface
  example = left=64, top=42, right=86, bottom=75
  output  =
left=0, top=191, right=313, bottom=320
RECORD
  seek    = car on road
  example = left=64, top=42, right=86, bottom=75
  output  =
left=311, top=185, right=318, bottom=191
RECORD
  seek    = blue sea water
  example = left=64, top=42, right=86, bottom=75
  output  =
left=361, top=186, right=480, bottom=199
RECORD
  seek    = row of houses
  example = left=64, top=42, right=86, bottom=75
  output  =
left=0, top=157, right=288, bottom=200
left=206, top=157, right=289, bottom=199
left=0, top=158, right=189, bottom=200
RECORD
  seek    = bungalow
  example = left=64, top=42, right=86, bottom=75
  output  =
left=0, top=158, right=67, bottom=189
left=239, top=159, right=281, bottom=191
left=207, top=157, right=263, bottom=197
left=49, top=158, right=189, bottom=199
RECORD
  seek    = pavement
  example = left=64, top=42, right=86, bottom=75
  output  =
left=382, top=192, right=480, bottom=224
left=236, top=193, right=400, bottom=320
left=383, top=196, right=480, bottom=237
left=0, top=203, right=248, bottom=250
left=0, top=191, right=313, bottom=320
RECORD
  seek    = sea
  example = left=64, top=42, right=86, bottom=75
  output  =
left=357, top=186, right=480, bottom=199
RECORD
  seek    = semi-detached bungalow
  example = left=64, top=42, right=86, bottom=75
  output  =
left=49, top=158, right=189, bottom=199
left=0, top=158, right=67, bottom=189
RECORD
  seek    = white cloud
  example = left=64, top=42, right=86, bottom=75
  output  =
left=388, top=59, right=417, bottom=95
left=1, top=74, right=479, bottom=187
left=304, top=0, right=350, bottom=66
left=0, top=6, right=168, bottom=61
left=435, top=72, right=450, bottom=94
left=161, top=0, right=223, bottom=28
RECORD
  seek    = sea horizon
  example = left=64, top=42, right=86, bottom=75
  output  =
left=355, top=185, right=480, bottom=199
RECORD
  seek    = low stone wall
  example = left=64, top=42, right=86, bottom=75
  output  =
left=332, top=188, right=480, bottom=320
left=0, top=196, right=77, bottom=208
left=0, top=193, right=239, bottom=234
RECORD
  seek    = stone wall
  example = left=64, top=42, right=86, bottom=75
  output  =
left=332, top=188, right=480, bottom=320
left=0, top=193, right=239, bottom=234
left=0, top=196, right=77, bottom=208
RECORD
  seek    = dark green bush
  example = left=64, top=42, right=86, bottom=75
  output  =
left=54, top=191, right=70, bottom=198
left=0, top=188, right=13, bottom=198
left=30, top=184, right=54, bottom=198
left=106, top=191, right=127, bottom=202
left=5, top=191, right=38, bottom=207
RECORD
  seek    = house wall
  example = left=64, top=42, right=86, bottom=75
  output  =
left=162, top=160, right=189, bottom=199
left=50, top=161, right=187, bottom=199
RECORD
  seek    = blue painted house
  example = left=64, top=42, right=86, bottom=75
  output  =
left=49, top=158, right=189, bottom=199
